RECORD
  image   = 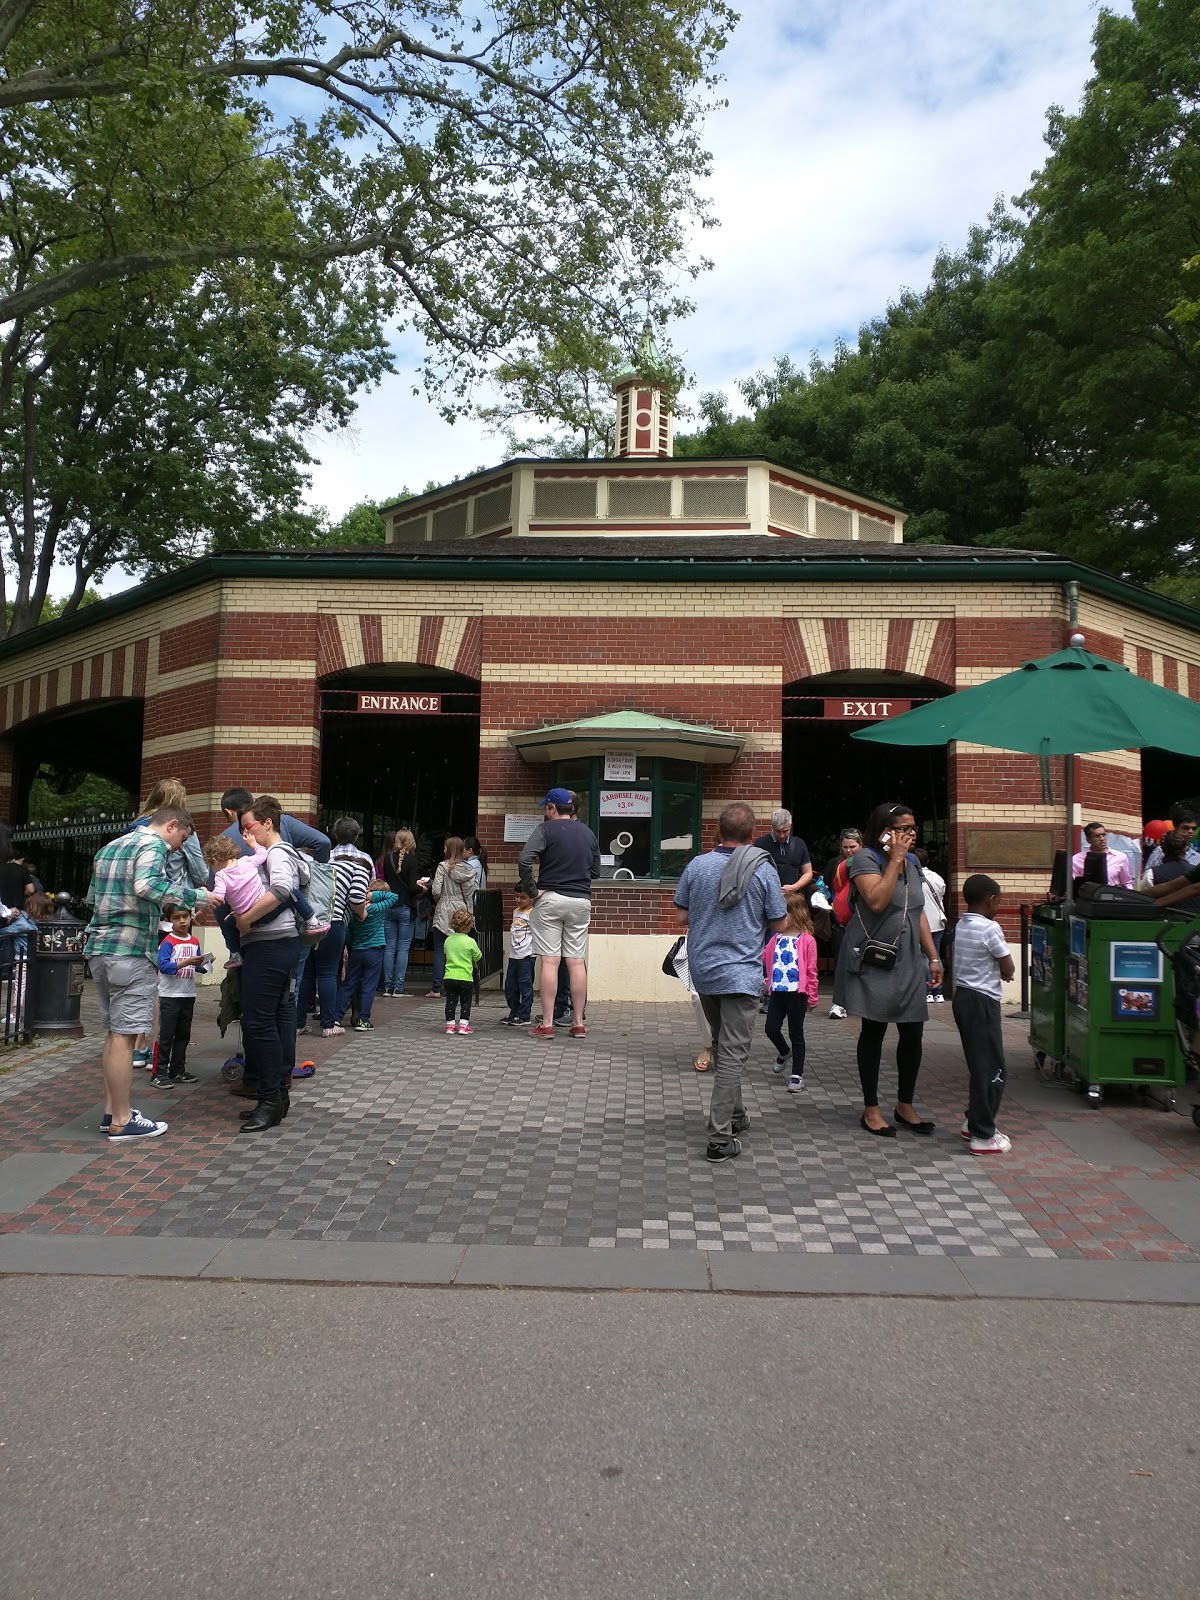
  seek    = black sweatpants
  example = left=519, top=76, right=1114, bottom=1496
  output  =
left=765, top=992, right=808, bottom=1074
left=158, top=995, right=195, bottom=1077
left=444, top=979, right=474, bottom=1023
left=952, top=985, right=1006, bottom=1140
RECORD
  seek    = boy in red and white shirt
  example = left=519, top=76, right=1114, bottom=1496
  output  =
left=153, top=906, right=209, bottom=1088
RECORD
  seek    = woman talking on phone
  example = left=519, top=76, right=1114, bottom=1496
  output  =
left=832, top=802, right=943, bottom=1137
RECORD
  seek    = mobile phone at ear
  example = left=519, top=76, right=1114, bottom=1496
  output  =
left=880, top=831, right=892, bottom=846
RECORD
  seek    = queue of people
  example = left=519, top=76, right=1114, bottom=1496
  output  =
left=78, top=772, right=1198, bottom=1159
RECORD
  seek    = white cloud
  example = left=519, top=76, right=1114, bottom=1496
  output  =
left=297, top=1, right=1127, bottom=515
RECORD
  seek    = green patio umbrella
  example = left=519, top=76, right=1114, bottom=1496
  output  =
left=852, top=634, right=1200, bottom=896
left=852, top=637, right=1200, bottom=759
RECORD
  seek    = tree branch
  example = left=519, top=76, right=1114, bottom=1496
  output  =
left=0, top=232, right=413, bottom=323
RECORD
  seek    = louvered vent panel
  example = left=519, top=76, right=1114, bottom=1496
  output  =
left=857, top=515, right=892, bottom=543
left=607, top=477, right=672, bottom=518
left=391, top=514, right=428, bottom=542
left=533, top=479, right=597, bottom=518
left=682, top=478, right=746, bottom=518
left=768, top=483, right=809, bottom=530
left=432, top=501, right=469, bottom=539
left=473, top=485, right=512, bottom=533
left=813, top=499, right=852, bottom=539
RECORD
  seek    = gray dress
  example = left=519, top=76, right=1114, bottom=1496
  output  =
left=832, top=849, right=928, bottom=1024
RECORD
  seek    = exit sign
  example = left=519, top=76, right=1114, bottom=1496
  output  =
left=823, top=698, right=912, bottom=720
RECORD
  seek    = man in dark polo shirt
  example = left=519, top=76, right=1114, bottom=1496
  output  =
left=518, top=787, right=601, bottom=1039
left=753, top=808, right=813, bottom=894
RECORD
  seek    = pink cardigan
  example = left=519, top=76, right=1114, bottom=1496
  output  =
left=762, top=931, right=820, bottom=1007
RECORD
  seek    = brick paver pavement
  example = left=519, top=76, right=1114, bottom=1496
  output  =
left=1, top=987, right=1197, bottom=1259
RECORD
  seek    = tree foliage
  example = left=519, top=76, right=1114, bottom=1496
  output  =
left=680, top=0, right=1200, bottom=591
left=0, top=0, right=734, bottom=633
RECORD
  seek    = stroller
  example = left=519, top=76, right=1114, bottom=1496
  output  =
left=1158, top=922, right=1200, bottom=1127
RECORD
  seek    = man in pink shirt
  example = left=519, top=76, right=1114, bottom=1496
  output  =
left=1071, top=822, right=1134, bottom=888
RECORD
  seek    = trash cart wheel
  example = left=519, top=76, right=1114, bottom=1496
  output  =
left=1191, top=1105, right=1200, bottom=1130
left=1086, top=1083, right=1102, bottom=1108
left=221, top=1054, right=244, bottom=1083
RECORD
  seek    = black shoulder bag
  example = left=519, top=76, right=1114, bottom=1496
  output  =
left=853, top=862, right=909, bottom=972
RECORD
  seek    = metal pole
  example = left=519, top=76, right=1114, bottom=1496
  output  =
left=1019, top=903, right=1031, bottom=1014
left=1063, top=751, right=1075, bottom=917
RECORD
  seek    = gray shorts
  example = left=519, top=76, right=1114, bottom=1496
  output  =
left=531, top=891, right=591, bottom=959
left=88, top=954, right=158, bottom=1035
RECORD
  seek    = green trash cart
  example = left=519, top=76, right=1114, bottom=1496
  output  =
left=1061, top=903, right=1193, bottom=1107
left=1028, top=904, right=1068, bottom=1077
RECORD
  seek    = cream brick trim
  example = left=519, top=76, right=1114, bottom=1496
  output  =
left=380, top=613, right=421, bottom=666
left=951, top=804, right=1065, bottom=823
left=143, top=726, right=320, bottom=759
left=796, top=620, right=830, bottom=677
left=435, top=616, right=469, bottom=672
left=954, top=667, right=1008, bottom=688
left=1081, top=748, right=1140, bottom=772
left=337, top=614, right=366, bottom=671
left=907, top=619, right=940, bottom=679
left=185, top=791, right=318, bottom=816
left=847, top=619, right=887, bottom=672
left=480, top=663, right=778, bottom=685
left=152, top=659, right=314, bottom=694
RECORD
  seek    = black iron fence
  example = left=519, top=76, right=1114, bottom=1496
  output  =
left=0, top=942, right=30, bottom=1045
left=14, top=815, right=135, bottom=905
left=473, top=889, right=504, bottom=982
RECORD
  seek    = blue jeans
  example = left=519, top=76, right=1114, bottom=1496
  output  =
left=430, top=928, right=447, bottom=994
left=504, top=956, right=534, bottom=1021
left=336, top=946, right=384, bottom=1023
left=316, top=922, right=347, bottom=1029
left=383, top=904, right=414, bottom=993
left=239, top=937, right=301, bottom=1101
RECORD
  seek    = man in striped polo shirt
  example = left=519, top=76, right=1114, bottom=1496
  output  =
left=315, top=818, right=373, bottom=1036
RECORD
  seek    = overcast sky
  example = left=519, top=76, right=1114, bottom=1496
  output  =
left=303, top=0, right=1125, bottom=519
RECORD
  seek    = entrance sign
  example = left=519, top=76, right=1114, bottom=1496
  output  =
left=599, top=788, right=652, bottom=818
left=823, top=698, right=912, bottom=720
left=356, top=692, right=441, bottom=713
left=603, top=749, right=638, bottom=782
left=503, top=813, right=543, bottom=844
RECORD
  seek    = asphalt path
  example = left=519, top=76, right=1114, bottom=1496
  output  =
left=0, top=1278, right=1196, bottom=1599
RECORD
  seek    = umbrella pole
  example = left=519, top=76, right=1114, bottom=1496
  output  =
left=1063, top=754, right=1075, bottom=915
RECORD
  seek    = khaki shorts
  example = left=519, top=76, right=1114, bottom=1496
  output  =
left=88, top=954, right=158, bottom=1035
left=531, top=891, right=591, bottom=960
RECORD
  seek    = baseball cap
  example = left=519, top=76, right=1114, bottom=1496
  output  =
left=538, top=786, right=574, bottom=808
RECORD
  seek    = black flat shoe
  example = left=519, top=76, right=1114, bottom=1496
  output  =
left=859, top=1114, right=896, bottom=1138
left=893, top=1111, right=936, bottom=1134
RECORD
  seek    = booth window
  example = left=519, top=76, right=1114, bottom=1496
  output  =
left=551, top=757, right=702, bottom=880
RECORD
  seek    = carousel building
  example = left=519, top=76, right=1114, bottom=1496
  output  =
left=3, top=350, right=1199, bottom=997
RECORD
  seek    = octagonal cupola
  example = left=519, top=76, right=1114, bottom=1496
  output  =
left=612, top=324, right=673, bottom=458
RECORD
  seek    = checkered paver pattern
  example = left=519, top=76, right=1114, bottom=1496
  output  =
left=0, top=991, right=1196, bottom=1259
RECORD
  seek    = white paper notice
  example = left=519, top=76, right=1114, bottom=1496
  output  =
left=603, top=750, right=637, bottom=782
left=503, top=814, right=543, bottom=843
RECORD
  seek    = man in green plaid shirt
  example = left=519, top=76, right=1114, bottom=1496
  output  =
left=85, top=805, right=209, bottom=1141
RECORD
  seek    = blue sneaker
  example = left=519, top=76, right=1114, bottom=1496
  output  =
left=106, top=1111, right=167, bottom=1142
left=100, top=1107, right=144, bottom=1134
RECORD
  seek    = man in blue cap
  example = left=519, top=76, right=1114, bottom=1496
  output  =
left=518, top=787, right=601, bottom=1039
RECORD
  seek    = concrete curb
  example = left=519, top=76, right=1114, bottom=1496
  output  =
left=1, top=1233, right=1198, bottom=1303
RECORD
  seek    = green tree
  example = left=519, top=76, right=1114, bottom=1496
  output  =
left=1, top=1, right=733, bottom=632
left=680, top=0, right=1200, bottom=591
left=1, top=2, right=732, bottom=373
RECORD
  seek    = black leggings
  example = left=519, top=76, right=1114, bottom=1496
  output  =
left=765, top=993, right=808, bottom=1073
left=857, top=1018, right=925, bottom=1108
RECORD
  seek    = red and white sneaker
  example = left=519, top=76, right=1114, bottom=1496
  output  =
left=444, top=1022, right=457, bottom=1035
left=969, top=1131, right=1012, bottom=1155
left=457, top=1022, right=474, bottom=1035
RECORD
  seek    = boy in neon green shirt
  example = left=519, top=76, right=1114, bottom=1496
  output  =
left=443, top=907, right=483, bottom=1035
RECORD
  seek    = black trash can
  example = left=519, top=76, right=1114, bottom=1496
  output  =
left=29, top=894, right=87, bottom=1038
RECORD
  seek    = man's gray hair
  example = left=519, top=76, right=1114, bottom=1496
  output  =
left=332, top=817, right=362, bottom=845
left=770, top=808, right=792, bottom=832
